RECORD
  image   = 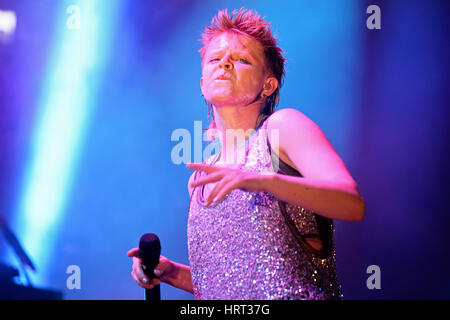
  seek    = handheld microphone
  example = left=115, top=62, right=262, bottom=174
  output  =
left=139, top=233, right=161, bottom=300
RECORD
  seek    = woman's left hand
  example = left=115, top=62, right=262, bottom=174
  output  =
left=186, top=163, right=267, bottom=206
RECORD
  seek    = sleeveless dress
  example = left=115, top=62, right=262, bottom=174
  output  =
left=187, top=118, right=343, bottom=300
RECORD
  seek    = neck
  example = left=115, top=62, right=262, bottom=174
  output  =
left=211, top=101, right=264, bottom=166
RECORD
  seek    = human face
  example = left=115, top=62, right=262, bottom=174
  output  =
left=200, top=32, right=268, bottom=107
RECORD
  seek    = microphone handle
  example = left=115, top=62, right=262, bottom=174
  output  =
left=145, top=284, right=161, bottom=300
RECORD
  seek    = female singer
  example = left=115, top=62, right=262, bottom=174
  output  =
left=128, top=8, right=364, bottom=300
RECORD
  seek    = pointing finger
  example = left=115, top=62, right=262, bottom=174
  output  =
left=209, top=180, right=237, bottom=204
left=190, top=172, right=223, bottom=188
left=186, top=163, right=220, bottom=174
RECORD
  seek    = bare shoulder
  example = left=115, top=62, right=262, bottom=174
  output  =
left=266, top=108, right=357, bottom=185
left=266, top=108, right=323, bottom=153
left=266, top=108, right=318, bottom=133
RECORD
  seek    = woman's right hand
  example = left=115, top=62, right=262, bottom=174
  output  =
left=126, top=248, right=176, bottom=289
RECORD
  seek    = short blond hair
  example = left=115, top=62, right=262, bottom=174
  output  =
left=199, top=7, right=286, bottom=117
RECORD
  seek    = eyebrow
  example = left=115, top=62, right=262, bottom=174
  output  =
left=207, top=49, right=253, bottom=59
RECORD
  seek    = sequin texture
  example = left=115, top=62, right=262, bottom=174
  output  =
left=187, top=119, right=343, bottom=300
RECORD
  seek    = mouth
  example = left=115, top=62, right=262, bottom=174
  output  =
left=215, top=74, right=232, bottom=80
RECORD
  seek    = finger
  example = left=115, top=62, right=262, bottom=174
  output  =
left=132, top=270, right=146, bottom=285
left=132, top=258, right=145, bottom=278
left=136, top=257, right=167, bottom=280
left=186, top=163, right=220, bottom=174
left=127, top=248, right=140, bottom=257
left=154, top=258, right=170, bottom=276
left=144, top=281, right=161, bottom=290
left=209, top=180, right=238, bottom=204
left=150, top=278, right=161, bottom=286
left=140, top=276, right=161, bottom=288
left=190, top=171, right=223, bottom=188
left=132, top=271, right=160, bottom=289
left=205, top=177, right=232, bottom=206
left=131, top=270, right=138, bottom=283
left=132, top=257, right=142, bottom=270
left=131, top=270, right=146, bottom=286
left=133, top=264, right=148, bottom=280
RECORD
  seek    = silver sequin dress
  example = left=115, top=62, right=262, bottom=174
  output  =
left=187, top=118, right=343, bottom=300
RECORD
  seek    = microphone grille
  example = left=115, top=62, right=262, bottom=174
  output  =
left=139, top=233, right=161, bottom=272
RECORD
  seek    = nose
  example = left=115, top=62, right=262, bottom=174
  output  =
left=219, top=55, right=233, bottom=71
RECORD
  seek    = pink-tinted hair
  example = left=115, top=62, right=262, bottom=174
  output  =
left=199, top=8, right=287, bottom=119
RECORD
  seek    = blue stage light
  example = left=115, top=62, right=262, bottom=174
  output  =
left=11, top=0, right=122, bottom=287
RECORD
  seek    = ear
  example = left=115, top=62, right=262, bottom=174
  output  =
left=262, top=77, right=279, bottom=97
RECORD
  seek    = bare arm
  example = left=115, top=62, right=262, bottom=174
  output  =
left=188, top=110, right=365, bottom=221
left=264, top=108, right=365, bottom=221
left=253, top=173, right=364, bottom=221
left=165, top=261, right=193, bottom=294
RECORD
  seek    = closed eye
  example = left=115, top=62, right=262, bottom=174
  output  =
left=208, top=57, right=251, bottom=64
